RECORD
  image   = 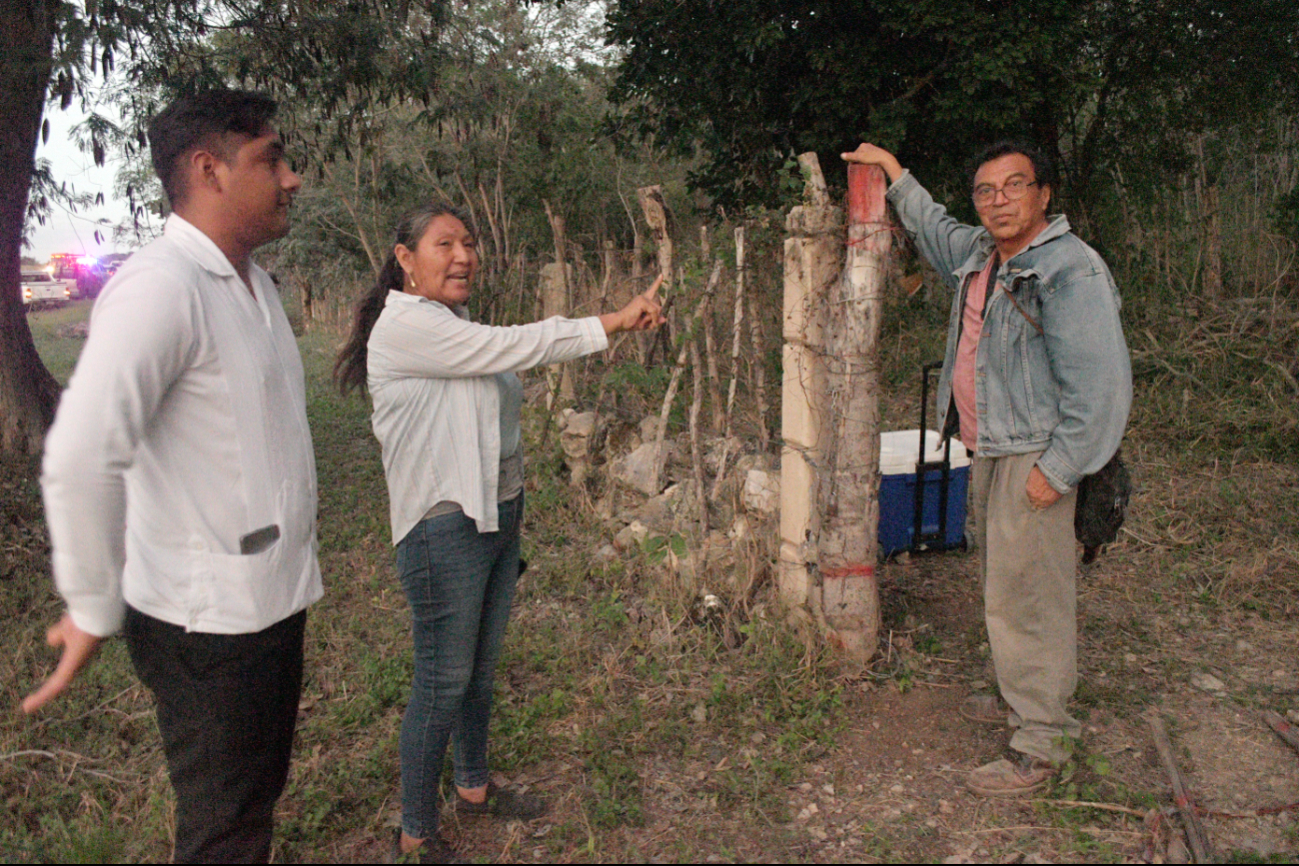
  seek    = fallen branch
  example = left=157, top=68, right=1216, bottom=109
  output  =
left=1034, top=798, right=1149, bottom=818
left=0, top=749, right=57, bottom=761
left=1147, top=713, right=1215, bottom=863
left=953, top=825, right=1144, bottom=838
left=1262, top=709, right=1299, bottom=756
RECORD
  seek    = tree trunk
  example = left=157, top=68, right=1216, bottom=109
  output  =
left=543, top=199, right=575, bottom=404
left=1194, top=136, right=1223, bottom=302
left=0, top=0, right=60, bottom=454
left=637, top=185, right=673, bottom=290
left=724, top=224, right=746, bottom=439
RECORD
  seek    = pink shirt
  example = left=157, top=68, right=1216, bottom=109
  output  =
left=952, top=255, right=999, bottom=451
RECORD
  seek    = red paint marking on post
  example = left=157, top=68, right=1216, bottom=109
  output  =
left=847, top=163, right=888, bottom=226
left=820, top=564, right=875, bottom=579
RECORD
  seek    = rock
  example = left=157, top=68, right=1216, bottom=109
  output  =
left=594, top=544, right=618, bottom=561
left=610, top=442, right=673, bottom=496
left=1165, top=835, right=1191, bottom=863
left=634, top=480, right=703, bottom=534
left=704, top=436, right=745, bottom=473
left=734, top=452, right=774, bottom=474
left=639, top=415, right=663, bottom=442
left=559, top=410, right=599, bottom=486
left=613, top=520, right=650, bottom=552
left=742, top=469, right=780, bottom=515
left=559, top=409, right=597, bottom=438
left=1190, top=672, right=1227, bottom=694
left=729, top=514, right=752, bottom=541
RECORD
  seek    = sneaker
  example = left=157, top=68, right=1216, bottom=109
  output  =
left=959, top=694, right=1009, bottom=726
left=388, top=828, right=466, bottom=865
left=966, top=752, right=1057, bottom=798
left=453, top=781, right=548, bottom=821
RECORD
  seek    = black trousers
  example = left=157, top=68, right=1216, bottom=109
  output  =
left=124, top=606, right=306, bottom=864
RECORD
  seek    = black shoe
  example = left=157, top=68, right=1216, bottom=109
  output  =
left=453, top=781, right=548, bottom=821
left=388, top=827, right=467, bottom=864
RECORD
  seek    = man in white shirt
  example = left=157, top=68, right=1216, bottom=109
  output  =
left=23, top=89, right=321, bottom=863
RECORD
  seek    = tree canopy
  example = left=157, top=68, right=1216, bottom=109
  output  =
left=1, top=0, right=452, bottom=451
left=603, top=0, right=1299, bottom=216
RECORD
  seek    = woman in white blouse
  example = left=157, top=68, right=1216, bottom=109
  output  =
left=336, top=202, right=662, bottom=862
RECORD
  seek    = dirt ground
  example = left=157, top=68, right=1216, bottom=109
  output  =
left=369, top=515, right=1299, bottom=864
left=7, top=303, right=1297, bottom=864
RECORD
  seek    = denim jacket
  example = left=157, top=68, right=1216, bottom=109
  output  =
left=886, top=171, right=1132, bottom=492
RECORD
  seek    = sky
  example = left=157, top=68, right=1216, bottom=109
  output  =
left=25, top=106, right=135, bottom=264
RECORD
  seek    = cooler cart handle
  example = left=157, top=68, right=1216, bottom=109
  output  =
left=913, top=361, right=953, bottom=552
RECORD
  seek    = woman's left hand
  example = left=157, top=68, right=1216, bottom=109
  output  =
left=601, top=274, right=667, bottom=335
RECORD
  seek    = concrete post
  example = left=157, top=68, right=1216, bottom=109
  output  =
left=778, top=154, right=842, bottom=609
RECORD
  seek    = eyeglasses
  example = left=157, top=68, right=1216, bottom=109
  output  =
left=972, top=178, right=1040, bottom=208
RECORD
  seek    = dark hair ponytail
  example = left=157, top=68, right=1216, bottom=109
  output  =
left=334, top=200, right=472, bottom=396
left=334, top=255, right=404, bottom=395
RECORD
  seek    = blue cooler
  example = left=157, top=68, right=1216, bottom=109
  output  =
left=878, top=429, right=970, bottom=557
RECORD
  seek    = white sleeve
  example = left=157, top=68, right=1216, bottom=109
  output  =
left=40, top=265, right=198, bottom=637
left=369, top=303, right=608, bottom=383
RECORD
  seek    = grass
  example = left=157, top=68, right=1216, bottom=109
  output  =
left=4, top=285, right=1298, bottom=862
left=2, top=306, right=846, bottom=863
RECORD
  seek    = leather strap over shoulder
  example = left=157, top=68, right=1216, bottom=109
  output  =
left=1002, top=281, right=1044, bottom=336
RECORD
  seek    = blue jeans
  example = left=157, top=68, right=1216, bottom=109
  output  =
left=395, top=495, right=523, bottom=839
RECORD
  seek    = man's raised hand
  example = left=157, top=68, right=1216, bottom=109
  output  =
left=841, top=143, right=905, bottom=184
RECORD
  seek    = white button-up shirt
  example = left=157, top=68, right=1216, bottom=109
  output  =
left=41, top=215, right=322, bottom=637
left=367, top=291, right=607, bottom=543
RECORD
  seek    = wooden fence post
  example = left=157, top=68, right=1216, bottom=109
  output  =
left=815, top=162, right=891, bottom=663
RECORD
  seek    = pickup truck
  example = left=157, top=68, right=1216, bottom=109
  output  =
left=21, top=271, right=72, bottom=310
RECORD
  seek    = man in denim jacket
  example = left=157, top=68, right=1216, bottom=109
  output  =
left=843, top=141, right=1131, bottom=797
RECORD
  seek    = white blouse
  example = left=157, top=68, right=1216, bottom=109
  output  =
left=366, top=291, right=607, bottom=542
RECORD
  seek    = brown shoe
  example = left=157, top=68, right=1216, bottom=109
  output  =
left=959, top=694, right=1008, bottom=726
left=966, top=752, right=1057, bottom=798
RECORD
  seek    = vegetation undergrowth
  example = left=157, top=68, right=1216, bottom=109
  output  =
left=5, top=275, right=1297, bottom=861
left=2, top=309, right=845, bottom=863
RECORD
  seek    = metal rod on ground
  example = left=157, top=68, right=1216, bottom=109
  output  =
left=1262, top=710, right=1299, bottom=756
left=1147, top=713, right=1214, bottom=863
